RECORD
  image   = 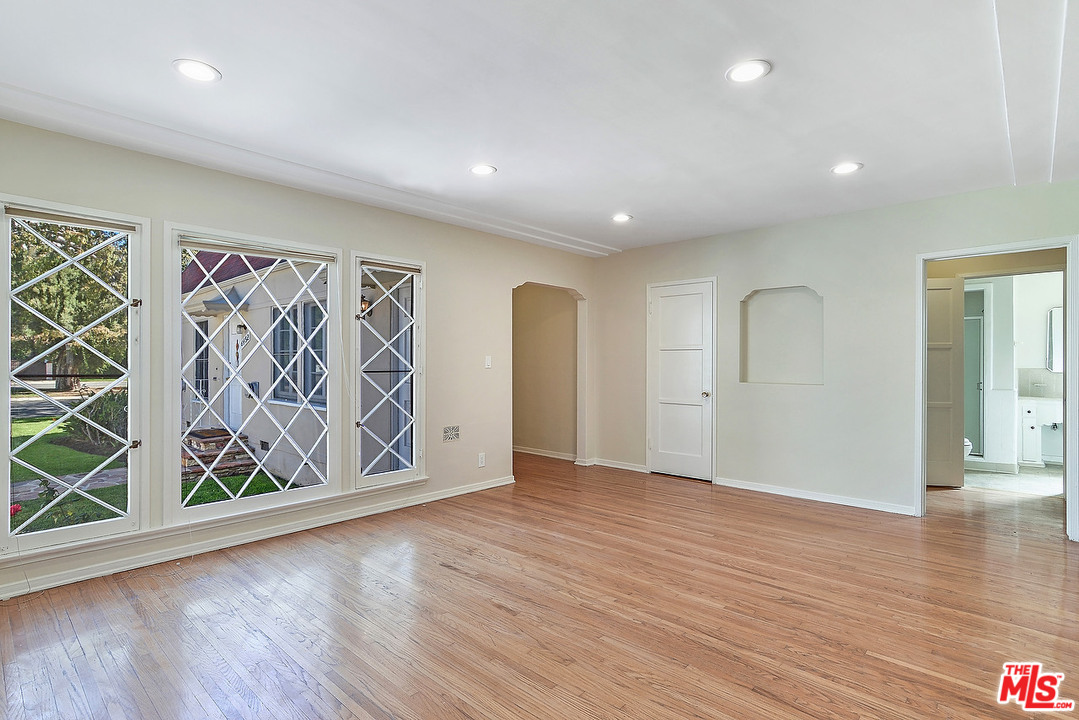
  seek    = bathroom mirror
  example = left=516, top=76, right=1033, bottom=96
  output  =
left=1048, top=306, right=1064, bottom=373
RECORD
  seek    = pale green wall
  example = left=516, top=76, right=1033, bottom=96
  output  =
left=592, top=181, right=1079, bottom=510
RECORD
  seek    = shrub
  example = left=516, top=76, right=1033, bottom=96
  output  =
left=64, top=386, right=128, bottom=451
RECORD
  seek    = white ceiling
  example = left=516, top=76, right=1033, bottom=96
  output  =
left=0, top=1, right=1074, bottom=256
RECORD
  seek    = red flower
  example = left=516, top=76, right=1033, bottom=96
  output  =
left=9, top=504, right=21, bottom=517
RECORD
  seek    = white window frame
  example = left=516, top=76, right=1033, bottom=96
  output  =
left=166, top=223, right=342, bottom=526
left=352, top=252, right=426, bottom=490
left=2, top=197, right=149, bottom=555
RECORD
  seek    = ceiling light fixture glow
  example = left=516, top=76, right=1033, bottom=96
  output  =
left=725, top=59, right=772, bottom=83
left=470, top=164, right=497, bottom=175
left=830, top=161, right=864, bottom=175
left=172, top=58, right=222, bottom=82
left=612, top=213, right=633, bottom=223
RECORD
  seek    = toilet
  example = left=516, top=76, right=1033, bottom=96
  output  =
left=963, top=438, right=973, bottom=457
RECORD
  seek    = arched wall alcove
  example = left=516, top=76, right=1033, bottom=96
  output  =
left=740, top=285, right=824, bottom=385
left=512, top=282, right=587, bottom=462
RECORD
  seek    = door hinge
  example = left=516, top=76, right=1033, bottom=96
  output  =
left=130, top=298, right=142, bottom=307
left=129, top=440, right=142, bottom=449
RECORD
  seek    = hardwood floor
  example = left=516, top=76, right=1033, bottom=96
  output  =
left=3, top=453, right=1078, bottom=719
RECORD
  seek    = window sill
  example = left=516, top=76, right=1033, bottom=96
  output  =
left=266, top=398, right=327, bottom=411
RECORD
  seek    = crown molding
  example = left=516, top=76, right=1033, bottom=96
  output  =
left=0, top=83, right=619, bottom=258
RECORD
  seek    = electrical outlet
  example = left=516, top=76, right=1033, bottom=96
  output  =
left=478, top=452, right=486, bottom=468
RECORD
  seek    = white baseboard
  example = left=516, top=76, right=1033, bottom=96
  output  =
left=964, top=459, right=1019, bottom=474
left=713, top=476, right=917, bottom=516
left=574, top=457, right=648, bottom=473
left=594, top=458, right=649, bottom=473
left=0, top=475, right=514, bottom=600
left=513, top=445, right=576, bottom=462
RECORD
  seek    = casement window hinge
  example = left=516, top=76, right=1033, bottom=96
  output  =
left=130, top=299, right=142, bottom=307
left=129, top=440, right=142, bottom=449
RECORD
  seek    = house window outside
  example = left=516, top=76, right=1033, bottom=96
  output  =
left=271, top=307, right=299, bottom=402
left=179, top=243, right=332, bottom=511
left=271, top=303, right=325, bottom=405
left=303, top=302, right=326, bottom=405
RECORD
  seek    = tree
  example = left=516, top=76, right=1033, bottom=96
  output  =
left=9, top=220, right=129, bottom=391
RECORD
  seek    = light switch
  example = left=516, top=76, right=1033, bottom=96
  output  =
left=484, top=355, right=492, bottom=368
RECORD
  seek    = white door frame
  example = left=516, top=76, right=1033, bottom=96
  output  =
left=646, top=277, right=717, bottom=479
left=915, top=236, right=1078, bottom=541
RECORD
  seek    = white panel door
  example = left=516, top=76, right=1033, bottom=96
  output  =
left=926, top=278, right=964, bottom=487
left=648, top=280, right=714, bottom=480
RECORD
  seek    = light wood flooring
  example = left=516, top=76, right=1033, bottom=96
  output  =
left=3, top=453, right=1078, bottom=719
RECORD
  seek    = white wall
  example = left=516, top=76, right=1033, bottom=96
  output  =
left=0, top=119, right=594, bottom=595
left=1014, top=272, right=1065, bottom=369
left=592, top=180, right=1079, bottom=513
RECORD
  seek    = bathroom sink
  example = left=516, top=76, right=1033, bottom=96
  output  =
left=1020, top=397, right=1064, bottom=425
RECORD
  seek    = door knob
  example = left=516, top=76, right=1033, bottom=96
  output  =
left=702, top=391, right=711, bottom=398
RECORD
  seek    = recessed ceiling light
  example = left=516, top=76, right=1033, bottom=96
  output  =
left=612, top=213, right=633, bottom=223
left=725, top=59, right=772, bottom=83
left=172, top=58, right=222, bottom=83
left=470, top=164, right=497, bottom=175
left=830, top=161, right=864, bottom=175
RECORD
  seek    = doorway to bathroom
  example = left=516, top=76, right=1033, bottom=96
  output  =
left=920, top=245, right=1075, bottom=539
left=961, top=272, right=1064, bottom=496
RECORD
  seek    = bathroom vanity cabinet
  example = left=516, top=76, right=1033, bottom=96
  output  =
left=1019, top=397, right=1064, bottom=466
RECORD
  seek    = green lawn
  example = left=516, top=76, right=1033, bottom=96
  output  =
left=10, top=482, right=126, bottom=533
left=9, top=471, right=288, bottom=532
left=182, top=471, right=285, bottom=507
left=8, top=414, right=289, bottom=530
left=10, top=416, right=123, bottom=482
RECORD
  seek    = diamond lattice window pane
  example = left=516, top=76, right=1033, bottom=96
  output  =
left=8, top=218, right=131, bottom=537
left=358, top=266, right=416, bottom=479
left=179, top=246, right=330, bottom=508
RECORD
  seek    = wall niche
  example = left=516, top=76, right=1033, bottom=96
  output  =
left=740, top=286, right=824, bottom=385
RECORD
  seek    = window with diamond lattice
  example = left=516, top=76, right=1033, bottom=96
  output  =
left=359, top=263, right=418, bottom=481
left=179, top=244, right=330, bottom=509
left=7, top=212, right=136, bottom=538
